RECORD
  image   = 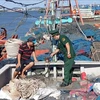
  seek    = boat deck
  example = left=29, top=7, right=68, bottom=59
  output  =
left=1, top=60, right=100, bottom=89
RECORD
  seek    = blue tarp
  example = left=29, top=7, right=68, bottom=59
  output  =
left=96, top=96, right=100, bottom=100
left=83, top=29, right=96, bottom=36
left=94, top=30, right=100, bottom=41
left=73, top=38, right=92, bottom=54
left=75, top=55, right=92, bottom=61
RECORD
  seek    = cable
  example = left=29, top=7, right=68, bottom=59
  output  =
left=0, top=5, right=39, bottom=19
left=13, top=15, right=27, bottom=33
left=5, top=0, right=45, bottom=7
left=74, top=16, right=87, bottom=39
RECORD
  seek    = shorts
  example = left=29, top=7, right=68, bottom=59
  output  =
left=15, top=59, right=33, bottom=72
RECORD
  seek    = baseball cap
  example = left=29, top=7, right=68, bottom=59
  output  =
left=27, top=37, right=36, bottom=44
left=49, top=29, right=59, bottom=36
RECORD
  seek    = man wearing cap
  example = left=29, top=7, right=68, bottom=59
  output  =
left=50, top=29, right=76, bottom=87
left=13, top=37, right=38, bottom=78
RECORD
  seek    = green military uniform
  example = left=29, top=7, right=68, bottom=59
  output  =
left=57, top=35, right=76, bottom=84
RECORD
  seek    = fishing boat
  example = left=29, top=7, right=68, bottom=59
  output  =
left=78, top=8, right=100, bottom=20
left=0, top=0, right=100, bottom=99
left=73, top=4, right=100, bottom=20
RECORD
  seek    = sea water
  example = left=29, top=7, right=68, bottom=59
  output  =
left=0, top=11, right=44, bottom=40
left=0, top=5, right=100, bottom=40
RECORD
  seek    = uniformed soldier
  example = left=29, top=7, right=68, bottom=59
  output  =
left=50, top=29, right=76, bottom=87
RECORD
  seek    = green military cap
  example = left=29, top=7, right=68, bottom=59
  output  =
left=49, top=29, right=59, bottom=36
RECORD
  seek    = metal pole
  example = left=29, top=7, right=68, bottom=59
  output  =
left=39, top=16, right=42, bottom=27
left=51, top=0, right=57, bottom=62
left=74, top=0, right=84, bottom=25
left=69, top=0, right=73, bottom=17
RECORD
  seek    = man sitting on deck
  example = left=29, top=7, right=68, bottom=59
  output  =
left=13, top=37, right=38, bottom=78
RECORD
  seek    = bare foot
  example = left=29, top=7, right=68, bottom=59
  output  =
left=20, top=74, right=26, bottom=78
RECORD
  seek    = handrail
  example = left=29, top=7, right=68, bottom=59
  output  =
left=1, top=60, right=100, bottom=74
left=0, top=64, right=15, bottom=74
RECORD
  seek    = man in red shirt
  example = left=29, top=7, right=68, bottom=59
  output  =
left=13, top=37, right=38, bottom=78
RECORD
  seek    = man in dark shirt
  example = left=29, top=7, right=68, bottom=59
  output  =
left=13, top=37, right=38, bottom=78
left=50, top=29, right=76, bottom=87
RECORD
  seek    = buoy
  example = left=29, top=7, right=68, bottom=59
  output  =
left=80, top=67, right=87, bottom=80
left=72, top=77, right=77, bottom=82
left=72, top=9, right=76, bottom=14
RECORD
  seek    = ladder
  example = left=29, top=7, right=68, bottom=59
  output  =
left=45, top=0, right=84, bottom=25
